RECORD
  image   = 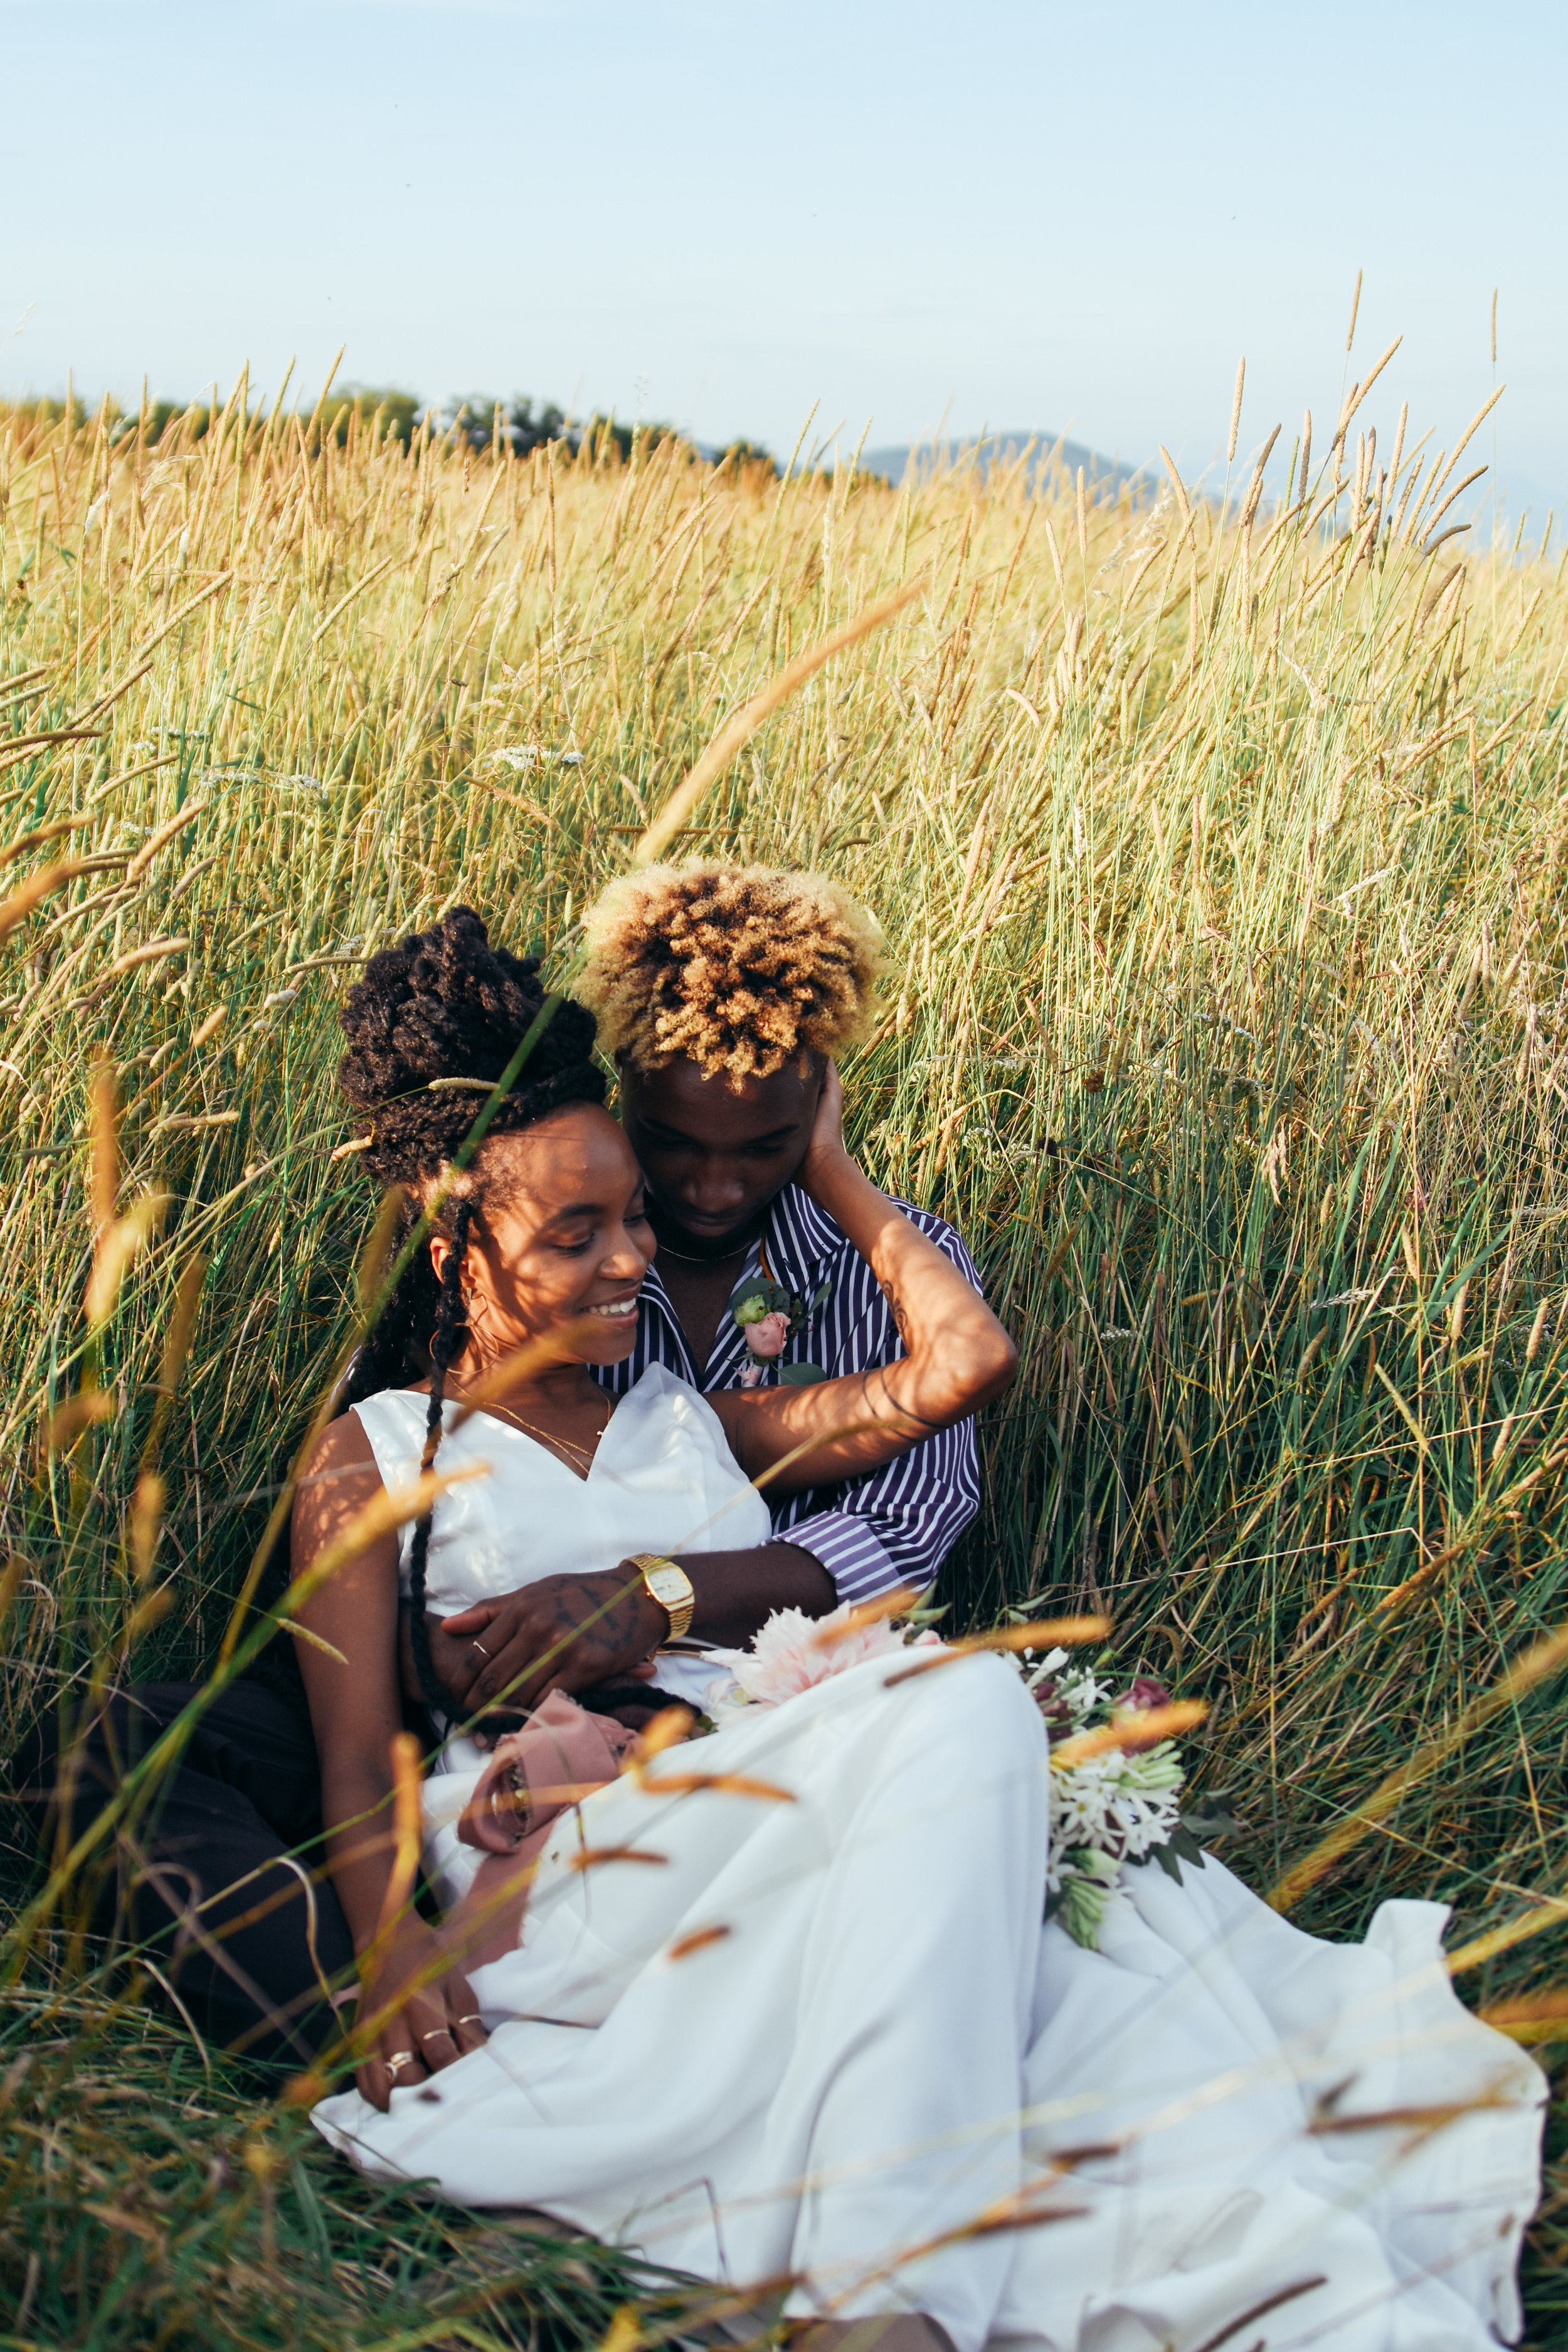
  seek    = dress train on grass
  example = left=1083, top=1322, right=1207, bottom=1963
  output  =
left=314, top=1652, right=1543, bottom=2352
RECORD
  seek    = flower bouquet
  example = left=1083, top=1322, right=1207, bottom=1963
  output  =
left=698, top=1604, right=1228, bottom=1954
left=1031, top=1651, right=1232, bottom=1949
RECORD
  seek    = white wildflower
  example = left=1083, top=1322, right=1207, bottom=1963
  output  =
left=1056, top=1667, right=1111, bottom=1714
left=699, top=1673, right=757, bottom=1729
left=1046, top=1724, right=1190, bottom=1950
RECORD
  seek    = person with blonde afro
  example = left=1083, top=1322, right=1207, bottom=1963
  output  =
left=414, top=864, right=988, bottom=1718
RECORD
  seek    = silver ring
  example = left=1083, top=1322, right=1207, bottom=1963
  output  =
left=384, top=2050, right=416, bottom=2075
left=418, top=2027, right=452, bottom=2045
left=471, top=1638, right=490, bottom=1659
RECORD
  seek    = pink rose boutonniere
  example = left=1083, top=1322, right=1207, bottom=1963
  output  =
left=736, top=1309, right=791, bottom=1387
left=747, top=1309, right=791, bottom=1358
left=731, top=1274, right=832, bottom=1389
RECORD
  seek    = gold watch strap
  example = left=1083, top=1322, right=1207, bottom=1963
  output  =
left=630, top=1552, right=696, bottom=1644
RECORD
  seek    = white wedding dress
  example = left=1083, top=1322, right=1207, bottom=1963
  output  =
left=348, top=1364, right=773, bottom=1905
left=317, top=1367, right=1545, bottom=2351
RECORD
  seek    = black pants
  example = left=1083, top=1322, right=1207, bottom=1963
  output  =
left=14, top=1681, right=355, bottom=2068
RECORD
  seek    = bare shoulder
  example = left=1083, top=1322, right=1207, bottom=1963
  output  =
left=293, top=1407, right=386, bottom=1561
left=302, top=1407, right=379, bottom=1480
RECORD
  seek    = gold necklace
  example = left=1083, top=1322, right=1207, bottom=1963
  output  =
left=504, top=1400, right=609, bottom=1467
left=452, top=1365, right=610, bottom=1467
left=655, top=1234, right=754, bottom=1266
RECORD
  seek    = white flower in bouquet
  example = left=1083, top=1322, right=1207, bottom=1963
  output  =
left=703, top=1601, right=945, bottom=1719
left=1027, top=1661, right=1210, bottom=1951
left=702, top=1611, right=1214, bottom=1952
left=1048, top=1744, right=1185, bottom=1869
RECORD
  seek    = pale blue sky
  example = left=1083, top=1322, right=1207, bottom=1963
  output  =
left=4, top=0, right=1564, bottom=521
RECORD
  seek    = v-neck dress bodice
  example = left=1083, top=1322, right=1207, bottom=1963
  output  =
left=351, top=1364, right=771, bottom=1904
left=351, top=1362, right=769, bottom=1618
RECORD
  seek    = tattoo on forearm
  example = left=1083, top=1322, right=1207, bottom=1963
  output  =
left=464, top=1575, right=653, bottom=1714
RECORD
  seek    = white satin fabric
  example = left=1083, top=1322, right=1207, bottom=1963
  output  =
left=314, top=1650, right=1544, bottom=2350
left=351, top=1365, right=772, bottom=1903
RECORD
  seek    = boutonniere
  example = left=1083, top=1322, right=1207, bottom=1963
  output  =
left=731, top=1275, right=832, bottom=1389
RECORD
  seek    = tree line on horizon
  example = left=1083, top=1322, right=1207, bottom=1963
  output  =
left=2, top=384, right=780, bottom=477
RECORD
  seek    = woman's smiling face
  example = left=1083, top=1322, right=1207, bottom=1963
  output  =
left=427, top=1103, right=654, bottom=1368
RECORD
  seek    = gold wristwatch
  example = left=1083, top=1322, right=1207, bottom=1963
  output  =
left=631, top=1553, right=696, bottom=1643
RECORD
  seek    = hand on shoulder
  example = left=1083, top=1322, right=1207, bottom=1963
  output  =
left=800, top=1061, right=857, bottom=1204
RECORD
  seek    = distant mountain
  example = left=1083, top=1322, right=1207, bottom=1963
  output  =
left=856, top=432, right=1156, bottom=501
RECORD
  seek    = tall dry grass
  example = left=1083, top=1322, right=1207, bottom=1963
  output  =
left=3, top=372, right=1568, bottom=2341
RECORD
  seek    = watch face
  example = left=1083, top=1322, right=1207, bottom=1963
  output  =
left=647, top=1567, right=690, bottom=1607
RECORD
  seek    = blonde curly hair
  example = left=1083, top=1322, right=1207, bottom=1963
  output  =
left=578, top=863, right=887, bottom=1083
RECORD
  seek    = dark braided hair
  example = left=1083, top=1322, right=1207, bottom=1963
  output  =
left=400, top=1191, right=473, bottom=1723
left=334, top=906, right=607, bottom=1725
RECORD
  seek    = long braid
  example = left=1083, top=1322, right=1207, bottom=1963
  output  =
left=405, top=1196, right=473, bottom=1725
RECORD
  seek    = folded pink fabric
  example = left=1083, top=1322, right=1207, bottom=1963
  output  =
left=440, top=1690, right=639, bottom=1968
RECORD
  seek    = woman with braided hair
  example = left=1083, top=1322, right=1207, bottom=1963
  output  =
left=326, top=905, right=642, bottom=1734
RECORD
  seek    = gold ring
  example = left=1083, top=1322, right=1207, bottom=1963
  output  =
left=456, top=2013, right=484, bottom=2026
left=418, top=2028, right=452, bottom=2044
left=472, top=1638, right=490, bottom=1658
left=384, top=2050, right=416, bottom=2074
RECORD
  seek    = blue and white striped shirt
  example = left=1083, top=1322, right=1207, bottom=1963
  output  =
left=591, top=1184, right=983, bottom=1606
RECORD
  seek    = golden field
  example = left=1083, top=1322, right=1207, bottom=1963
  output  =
left=3, top=368, right=1568, bottom=2343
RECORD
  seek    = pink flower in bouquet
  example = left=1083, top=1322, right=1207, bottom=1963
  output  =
left=1114, top=1675, right=1172, bottom=1713
left=709, top=1602, right=911, bottom=1705
left=746, top=1310, right=791, bottom=1360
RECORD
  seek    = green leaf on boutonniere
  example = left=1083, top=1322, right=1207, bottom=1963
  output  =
left=780, top=1362, right=827, bottom=1385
